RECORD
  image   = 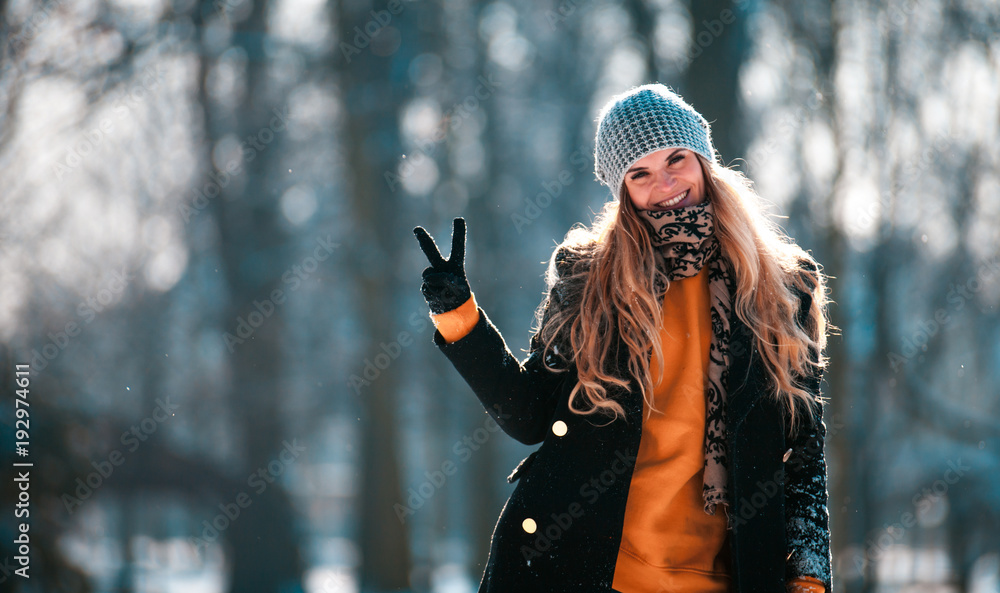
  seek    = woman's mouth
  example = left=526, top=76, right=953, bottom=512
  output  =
left=654, top=189, right=688, bottom=209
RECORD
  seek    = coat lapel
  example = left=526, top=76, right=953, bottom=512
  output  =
left=725, top=305, right=764, bottom=431
left=726, top=278, right=811, bottom=430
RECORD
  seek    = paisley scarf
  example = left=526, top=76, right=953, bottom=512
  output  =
left=636, top=198, right=737, bottom=525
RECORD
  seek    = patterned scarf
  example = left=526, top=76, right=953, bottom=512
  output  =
left=636, top=198, right=736, bottom=525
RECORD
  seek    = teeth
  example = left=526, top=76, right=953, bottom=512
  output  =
left=657, top=190, right=688, bottom=208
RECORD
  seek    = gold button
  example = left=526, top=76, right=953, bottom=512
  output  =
left=552, top=420, right=568, bottom=437
left=522, top=518, right=537, bottom=533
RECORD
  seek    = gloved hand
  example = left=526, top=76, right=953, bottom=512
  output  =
left=413, top=217, right=472, bottom=315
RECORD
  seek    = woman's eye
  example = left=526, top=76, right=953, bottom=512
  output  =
left=669, top=155, right=685, bottom=165
left=630, top=171, right=648, bottom=180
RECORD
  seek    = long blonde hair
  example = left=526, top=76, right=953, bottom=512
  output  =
left=534, top=155, right=837, bottom=437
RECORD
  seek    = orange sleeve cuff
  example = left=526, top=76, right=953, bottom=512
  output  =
left=430, top=293, right=480, bottom=343
left=787, top=575, right=825, bottom=593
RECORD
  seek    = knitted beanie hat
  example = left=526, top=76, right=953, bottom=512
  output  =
left=594, top=83, right=717, bottom=199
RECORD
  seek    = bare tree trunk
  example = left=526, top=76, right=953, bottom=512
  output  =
left=334, top=1, right=414, bottom=589
left=191, top=1, right=306, bottom=591
left=777, top=0, right=854, bottom=587
left=686, top=0, right=750, bottom=164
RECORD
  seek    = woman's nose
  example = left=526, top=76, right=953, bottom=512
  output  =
left=655, top=168, right=676, bottom=187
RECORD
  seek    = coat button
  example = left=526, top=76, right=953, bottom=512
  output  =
left=552, top=420, right=568, bottom=437
left=522, top=518, right=537, bottom=533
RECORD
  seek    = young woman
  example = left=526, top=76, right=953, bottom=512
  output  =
left=413, top=84, right=835, bottom=593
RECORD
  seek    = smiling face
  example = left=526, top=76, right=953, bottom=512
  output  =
left=623, top=148, right=706, bottom=211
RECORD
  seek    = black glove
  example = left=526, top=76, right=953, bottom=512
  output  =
left=413, top=217, right=473, bottom=315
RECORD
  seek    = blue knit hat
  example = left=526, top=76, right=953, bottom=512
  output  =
left=594, top=83, right=717, bottom=199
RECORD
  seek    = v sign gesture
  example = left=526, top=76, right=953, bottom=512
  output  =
left=413, top=217, right=472, bottom=315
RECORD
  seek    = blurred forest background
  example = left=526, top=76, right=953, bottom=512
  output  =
left=0, top=0, right=998, bottom=591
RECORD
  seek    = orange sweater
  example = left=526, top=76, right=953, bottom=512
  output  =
left=611, top=265, right=730, bottom=591
left=430, top=284, right=825, bottom=593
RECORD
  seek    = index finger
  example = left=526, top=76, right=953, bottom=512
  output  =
left=413, top=226, right=446, bottom=267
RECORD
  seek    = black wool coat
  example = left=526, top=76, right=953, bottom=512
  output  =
left=431, top=251, right=833, bottom=593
